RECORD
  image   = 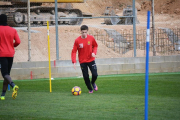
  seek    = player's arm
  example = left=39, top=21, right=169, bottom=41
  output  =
left=92, top=37, right=98, bottom=57
left=71, top=40, right=78, bottom=69
left=13, top=30, right=21, bottom=47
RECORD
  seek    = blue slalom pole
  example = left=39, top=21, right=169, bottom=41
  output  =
left=8, top=84, right=10, bottom=91
left=145, top=11, right=151, bottom=120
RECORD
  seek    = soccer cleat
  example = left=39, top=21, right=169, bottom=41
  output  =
left=92, top=83, right=98, bottom=91
left=89, top=90, right=93, bottom=93
left=0, top=96, right=5, bottom=100
left=12, top=85, right=19, bottom=99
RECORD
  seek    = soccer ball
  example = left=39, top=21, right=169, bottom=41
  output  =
left=72, top=86, right=81, bottom=96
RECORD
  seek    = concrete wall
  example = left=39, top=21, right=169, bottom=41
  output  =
left=0, top=55, right=180, bottom=80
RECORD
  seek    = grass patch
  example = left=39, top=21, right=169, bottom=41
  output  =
left=0, top=73, right=180, bottom=120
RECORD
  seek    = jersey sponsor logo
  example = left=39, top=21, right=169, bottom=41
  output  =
left=88, top=41, right=90, bottom=45
left=79, top=43, right=83, bottom=48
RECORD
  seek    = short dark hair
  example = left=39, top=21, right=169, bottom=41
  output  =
left=0, top=14, right=7, bottom=25
left=80, top=25, right=88, bottom=31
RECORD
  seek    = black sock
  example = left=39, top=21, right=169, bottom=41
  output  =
left=1, top=90, right=6, bottom=96
left=10, top=82, right=15, bottom=88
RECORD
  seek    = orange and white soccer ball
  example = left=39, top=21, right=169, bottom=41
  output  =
left=72, top=86, right=81, bottom=96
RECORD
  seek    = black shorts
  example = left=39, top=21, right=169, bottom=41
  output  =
left=0, top=57, right=13, bottom=77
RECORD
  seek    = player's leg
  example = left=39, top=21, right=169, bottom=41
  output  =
left=1, top=57, right=19, bottom=99
left=4, top=73, right=19, bottom=99
left=80, top=63, right=93, bottom=93
left=0, top=57, right=8, bottom=100
left=2, top=57, right=15, bottom=88
left=0, top=79, right=8, bottom=100
left=7, top=57, right=19, bottom=99
left=88, top=60, right=98, bottom=91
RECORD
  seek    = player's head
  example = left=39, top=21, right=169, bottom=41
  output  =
left=0, top=14, right=7, bottom=25
left=80, top=25, right=88, bottom=39
left=80, top=25, right=88, bottom=31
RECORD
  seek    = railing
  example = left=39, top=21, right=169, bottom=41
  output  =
left=90, top=28, right=180, bottom=57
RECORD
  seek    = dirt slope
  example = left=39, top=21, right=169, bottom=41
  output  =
left=1, top=0, right=179, bottom=15
left=141, top=0, right=180, bottom=15
left=73, top=0, right=180, bottom=15
left=1, top=0, right=179, bottom=62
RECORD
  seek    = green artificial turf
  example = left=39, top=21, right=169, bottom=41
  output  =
left=0, top=73, right=180, bottom=120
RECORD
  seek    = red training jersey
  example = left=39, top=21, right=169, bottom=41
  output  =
left=71, top=34, right=98, bottom=64
left=0, top=26, right=21, bottom=57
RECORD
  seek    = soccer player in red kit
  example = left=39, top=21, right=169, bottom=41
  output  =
left=71, top=25, right=98, bottom=93
left=0, top=14, right=21, bottom=100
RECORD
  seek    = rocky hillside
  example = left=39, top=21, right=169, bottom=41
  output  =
left=73, top=0, right=180, bottom=15
left=0, top=0, right=179, bottom=15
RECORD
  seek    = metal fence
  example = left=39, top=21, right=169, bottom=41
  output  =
left=90, top=27, right=180, bottom=57
left=12, top=26, right=180, bottom=62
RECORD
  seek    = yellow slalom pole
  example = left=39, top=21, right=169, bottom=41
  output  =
left=47, top=21, right=52, bottom=92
